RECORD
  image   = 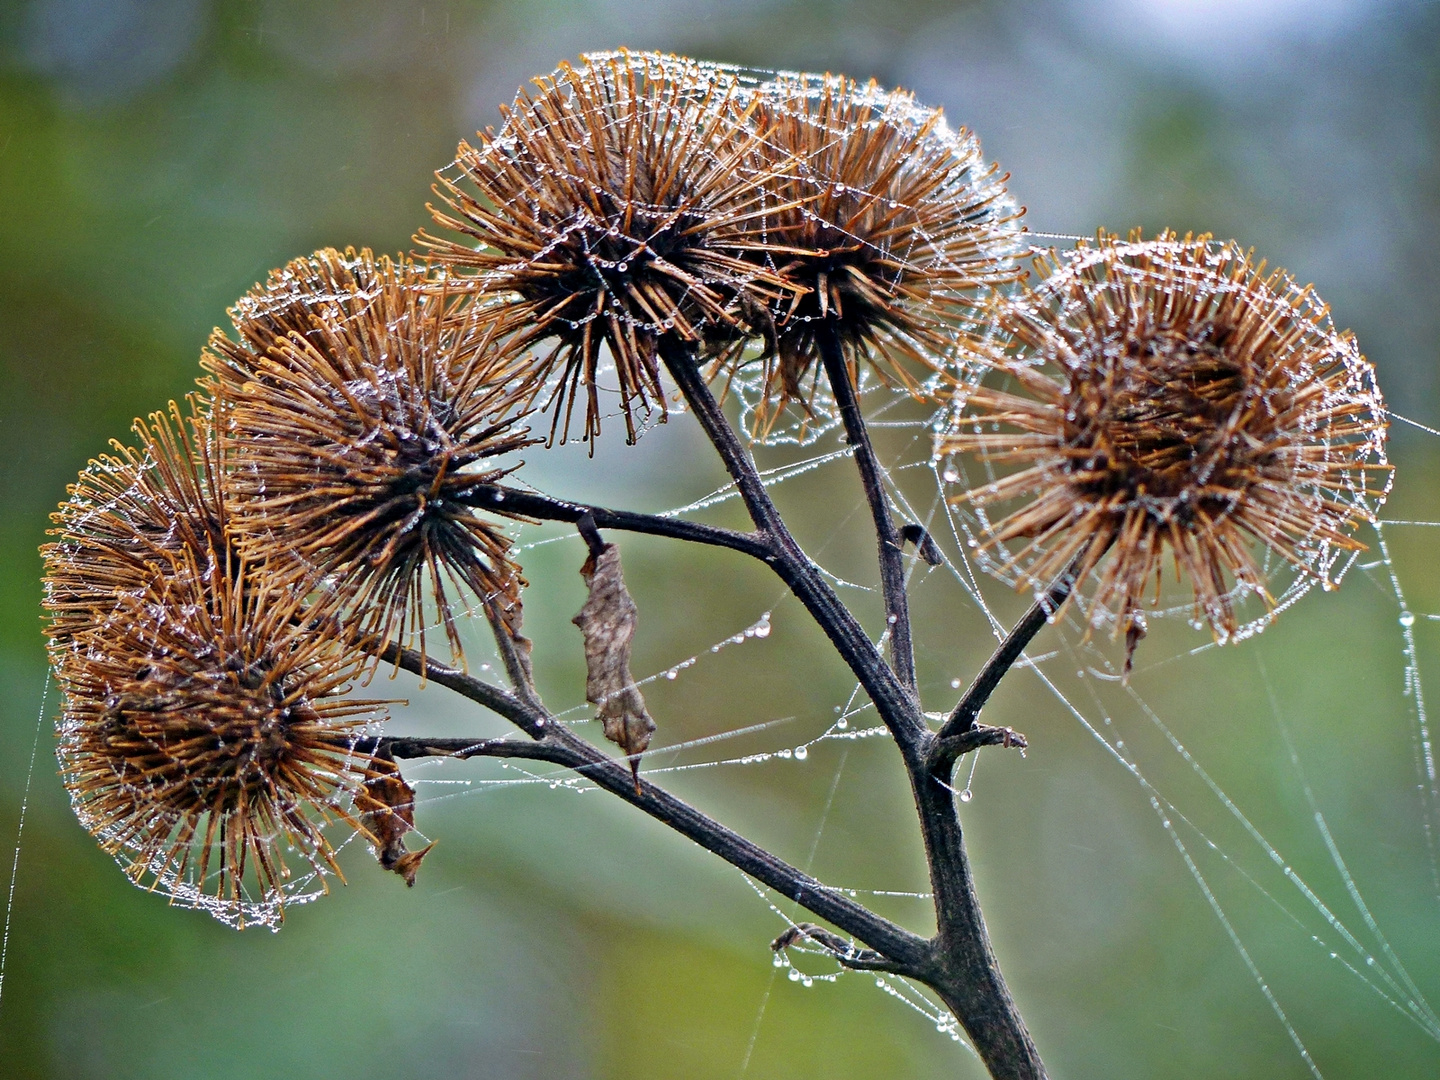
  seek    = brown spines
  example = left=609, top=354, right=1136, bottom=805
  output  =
left=712, top=72, right=1023, bottom=437
left=42, top=397, right=229, bottom=652
left=419, top=50, right=790, bottom=445
left=938, top=232, right=1391, bottom=648
left=205, top=247, right=534, bottom=667
left=50, top=529, right=387, bottom=929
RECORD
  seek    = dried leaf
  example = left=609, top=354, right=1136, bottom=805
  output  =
left=573, top=543, right=655, bottom=794
left=357, top=751, right=434, bottom=886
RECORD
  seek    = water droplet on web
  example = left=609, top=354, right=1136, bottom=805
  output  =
left=801, top=976, right=814, bottom=988
left=950, top=678, right=962, bottom=689
left=788, top=968, right=801, bottom=982
left=773, top=953, right=785, bottom=967
left=793, top=745, right=808, bottom=761
left=942, top=467, right=960, bottom=483
left=1400, top=611, right=1416, bottom=628
left=664, top=668, right=678, bottom=680
left=958, top=789, right=973, bottom=803
left=836, top=717, right=848, bottom=730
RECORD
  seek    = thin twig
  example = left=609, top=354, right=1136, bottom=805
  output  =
left=460, top=483, right=773, bottom=560
left=771, top=922, right=909, bottom=974
left=931, top=724, right=1029, bottom=771
left=817, top=320, right=917, bottom=690
left=358, top=735, right=569, bottom=764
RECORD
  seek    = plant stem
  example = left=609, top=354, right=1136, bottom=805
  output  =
left=936, top=565, right=1079, bottom=749
left=816, top=321, right=917, bottom=690
left=379, top=645, right=932, bottom=971
left=460, top=484, right=772, bottom=560
left=659, top=338, right=928, bottom=751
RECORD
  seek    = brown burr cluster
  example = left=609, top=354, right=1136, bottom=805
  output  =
left=709, top=70, right=1022, bottom=437
left=205, top=247, right=534, bottom=666
left=43, top=405, right=390, bottom=927
left=937, top=232, right=1391, bottom=653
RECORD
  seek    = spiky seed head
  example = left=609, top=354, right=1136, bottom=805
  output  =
left=936, top=232, right=1391, bottom=649
left=419, top=49, right=792, bottom=446
left=713, top=71, right=1023, bottom=438
left=52, top=536, right=387, bottom=930
left=205, top=247, right=534, bottom=667
left=42, top=397, right=230, bottom=653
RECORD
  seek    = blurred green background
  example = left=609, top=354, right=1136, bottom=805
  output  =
left=2, top=1, right=1440, bottom=1077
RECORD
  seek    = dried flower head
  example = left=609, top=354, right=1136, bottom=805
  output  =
left=42, top=397, right=228, bottom=652
left=52, top=542, right=387, bottom=930
left=420, top=50, right=790, bottom=445
left=936, top=232, right=1391, bottom=650
left=205, top=247, right=533, bottom=665
left=713, top=71, right=1023, bottom=437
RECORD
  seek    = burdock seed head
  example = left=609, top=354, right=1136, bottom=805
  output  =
left=715, top=70, right=1023, bottom=437
left=936, top=231, right=1391, bottom=652
left=53, top=542, right=387, bottom=930
left=205, top=247, right=534, bottom=666
left=42, top=396, right=229, bottom=653
left=419, top=49, right=790, bottom=446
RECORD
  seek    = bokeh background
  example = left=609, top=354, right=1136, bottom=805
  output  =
left=2, top=1, right=1440, bottom=1077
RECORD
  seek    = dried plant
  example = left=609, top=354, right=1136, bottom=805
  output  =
left=420, top=50, right=791, bottom=445
left=205, top=247, right=534, bottom=667
left=40, top=56, right=1402, bottom=1080
left=707, top=70, right=1023, bottom=436
left=937, top=232, right=1391, bottom=662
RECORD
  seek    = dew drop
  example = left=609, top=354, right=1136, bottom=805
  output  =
left=801, top=976, right=814, bottom=988
left=1400, top=611, right=1416, bottom=628
left=958, top=789, right=973, bottom=803
left=788, top=968, right=801, bottom=982
left=942, top=467, right=960, bottom=483
left=793, top=745, right=808, bottom=761
left=664, top=668, right=678, bottom=680
left=836, top=717, right=848, bottom=730
left=950, top=678, right=962, bottom=689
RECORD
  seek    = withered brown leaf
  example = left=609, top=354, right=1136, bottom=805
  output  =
left=357, top=750, right=434, bottom=887
left=573, top=542, right=656, bottom=794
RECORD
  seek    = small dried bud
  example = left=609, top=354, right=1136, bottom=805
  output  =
left=937, top=232, right=1391, bottom=648
left=713, top=71, right=1024, bottom=437
left=420, top=50, right=791, bottom=445
left=51, top=544, right=389, bottom=929
left=206, top=247, right=534, bottom=667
